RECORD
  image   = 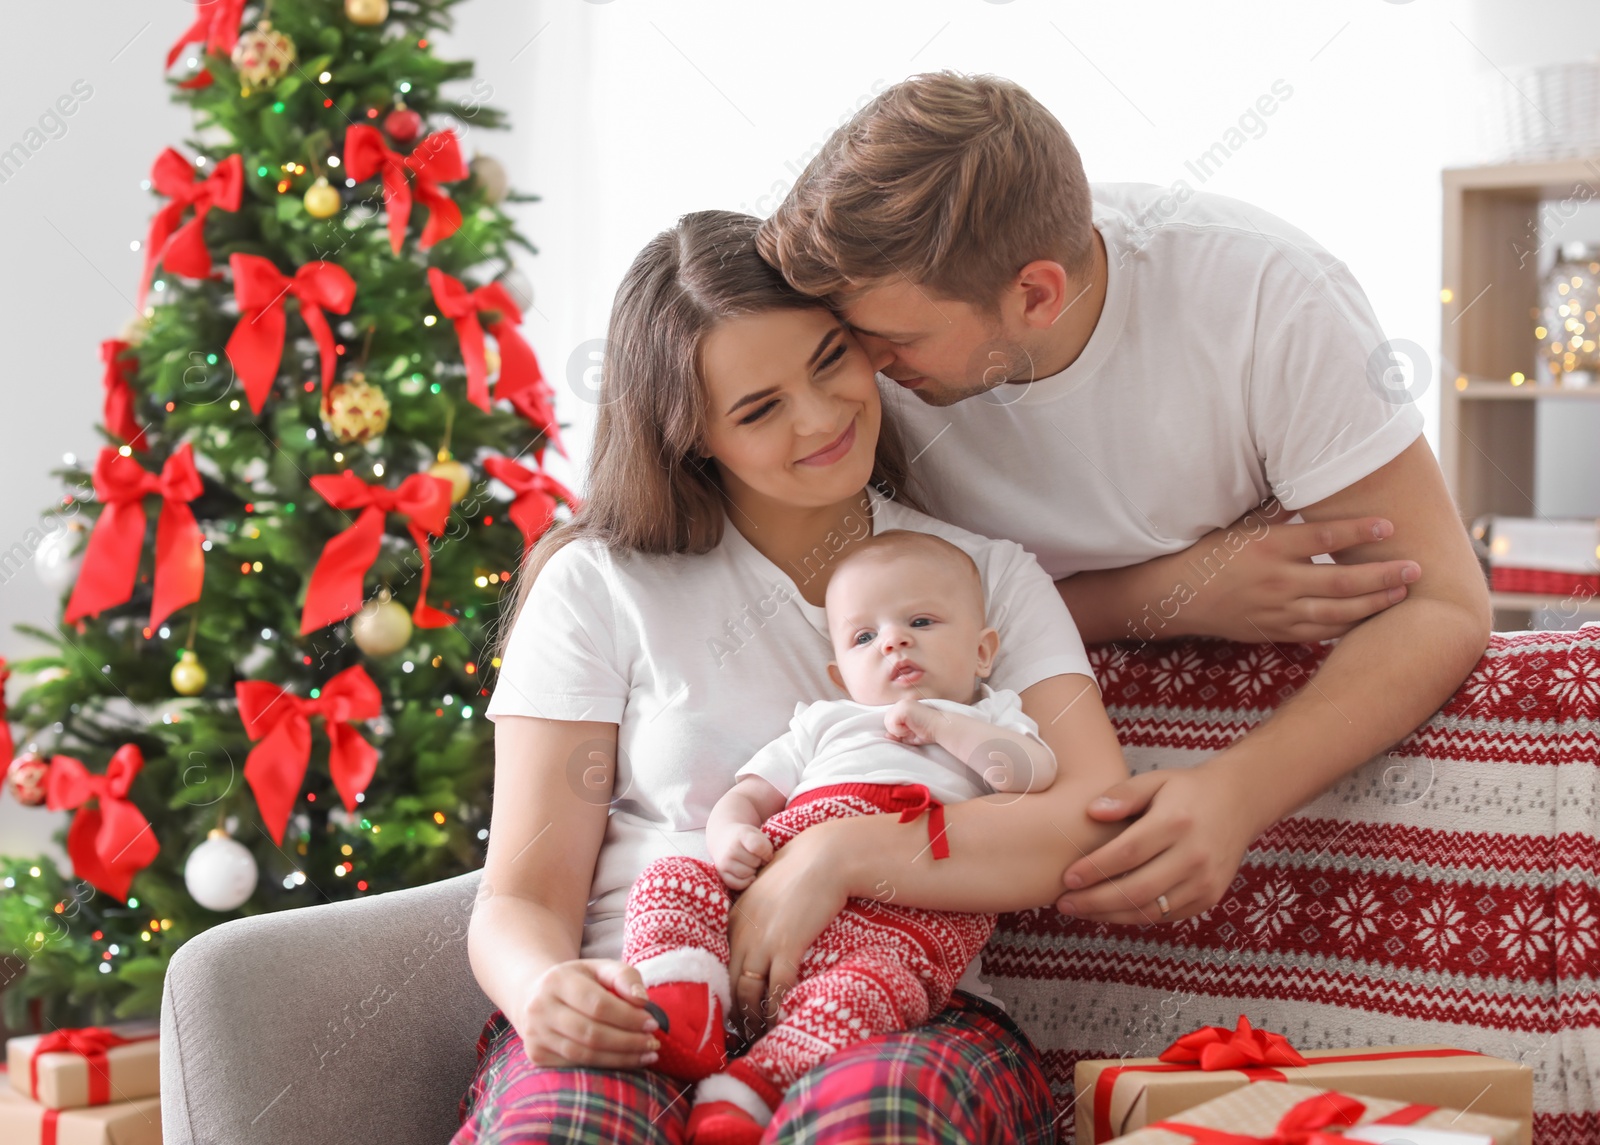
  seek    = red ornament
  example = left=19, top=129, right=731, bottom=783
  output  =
left=384, top=106, right=423, bottom=146
left=7, top=754, right=50, bottom=807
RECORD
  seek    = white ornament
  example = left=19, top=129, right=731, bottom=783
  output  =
left=499, top=267, right=534, bottom=312
left=471, top=154, right=509, bottom=204
left=33, top=523, right=85, bottom=592
left=184, top=830, right=259, bottom=911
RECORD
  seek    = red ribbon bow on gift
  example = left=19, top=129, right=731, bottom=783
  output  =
left=45, top=746, right=160, bottom=902
left=138, top=149, right=243, bottom=309
left=482, top=456, right=579, bottom=552
left=100, top=339, right=146, bottom=451
left=63, top=444, right=205, bottom=631
left=427, top=268, right=545, bottom=411
left=1159, top=1014, right=1310, bottom=1072
left=344, top=125, right=467, bottom=254
left=29, top=1026, right=148, bottom=1107
left=225, top=254, right=356, bottom=415
left=1149, top=1091, right=1441, bottom=1145
left=299, top=471, right=456, bottom=635
left=238, top=665, right=381, bottom=844
left=165, top=0, right=245, bottom=75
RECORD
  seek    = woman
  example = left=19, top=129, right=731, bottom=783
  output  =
left=454, top=210, right=1131, bottom=1143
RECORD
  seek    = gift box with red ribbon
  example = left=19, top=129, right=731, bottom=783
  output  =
left=1100, top=1079, right=1520, bottom=1145
left=1074, top=1016, right=1532, bottom=1145
left=6, top=1023, right=160, bottom=1110
left=0, top=1086, right=161, bottom=1145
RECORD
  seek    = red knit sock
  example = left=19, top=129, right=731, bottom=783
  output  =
left=645, top=981, right=726, bottom=1083
left=686, top=1101, right=763, bottom=1145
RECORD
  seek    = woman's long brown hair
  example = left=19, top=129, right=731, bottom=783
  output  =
left=492, top=210, right=923, bottom=663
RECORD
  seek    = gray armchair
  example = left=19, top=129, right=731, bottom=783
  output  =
left=160, top=872, right=489, bottom=1145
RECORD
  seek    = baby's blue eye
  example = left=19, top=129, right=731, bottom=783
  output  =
left=854, top=631, right=874, bottom=645
left=911, top=617, right=931, bottom=628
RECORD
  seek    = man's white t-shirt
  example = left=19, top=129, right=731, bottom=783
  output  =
left=737, top=684, right=1041, bottom=805
left=485, top=491, right=1093, bottom=992
left=879, top=182, right=1426, bottom=582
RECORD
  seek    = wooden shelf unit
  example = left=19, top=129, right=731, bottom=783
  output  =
left=1440, top=158, right=1600, bottom=624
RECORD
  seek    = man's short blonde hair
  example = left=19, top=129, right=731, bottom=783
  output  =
left=758, top=72, right=1095, bottom=309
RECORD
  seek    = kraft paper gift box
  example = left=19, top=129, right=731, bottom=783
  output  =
left=0, top=1086, right=161, bottom=1145
left=1075, top=1016, right=1533, bottom=1145
left=7, top=1023, right=160, bottom=1110
left=1101, top=1079, right=1521, bottom=1145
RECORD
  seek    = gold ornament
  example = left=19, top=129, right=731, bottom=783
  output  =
left=231, top=20, right=296, bottom=96
left=171, top=650, right=208, bottom=696
left=471, top=155, right=510, bottom=205
left=352, top=590, right=413, bottom=657
left=345, top=0, right=390, bottom=25
left=323, top=375, right=391, bottom=443
left=428, top=453, right=471, bottom=504
left=304, top=176, right=341, bottom=219
left=483, top=346, right=501, bottom=378
left=119, top=314, right=150, bottom=347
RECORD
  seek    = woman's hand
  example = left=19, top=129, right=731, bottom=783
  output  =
left=727, top=819, right=852, bottom=1039
left=510, top=958, right=662, bottom=1069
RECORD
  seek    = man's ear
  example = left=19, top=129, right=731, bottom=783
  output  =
left=1013, top=259, right=1073, bottom=331
left=827, top=662, right=848, bottom=692
left=974, top=627, right=1000, bottom=678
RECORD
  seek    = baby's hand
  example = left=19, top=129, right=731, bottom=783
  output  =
left=884, top=697, right=937, bottom=746
left=712, top=824, right=774, bottom=891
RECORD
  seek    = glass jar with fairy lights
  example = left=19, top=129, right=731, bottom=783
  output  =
left=1539, top=241, right=1600, bottom=387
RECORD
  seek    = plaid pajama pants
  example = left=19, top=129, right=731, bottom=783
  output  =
left=451, top=990, right=1058, bottom=1143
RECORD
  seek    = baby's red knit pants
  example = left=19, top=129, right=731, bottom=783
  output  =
left=622, top=783, right=995, bottom=1107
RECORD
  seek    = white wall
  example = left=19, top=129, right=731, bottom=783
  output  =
left=2, top=0, right=1593, bottom=857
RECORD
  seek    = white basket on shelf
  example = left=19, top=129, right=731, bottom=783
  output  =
left=1479, top=59, right=1600, bottom=162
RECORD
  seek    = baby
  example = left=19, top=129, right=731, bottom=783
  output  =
left=620, top=529, right=1058, bottom=1144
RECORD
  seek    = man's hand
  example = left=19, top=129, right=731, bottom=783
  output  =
left=884, top=696, right=938, bottom=745
left=711, top=824, right=774, bottom=891
left=1054, top=763, right=1272, bottom=924
left=1155, top=513, right=1420, bottom=644
left=1060, top=510, right=1423, bottom=645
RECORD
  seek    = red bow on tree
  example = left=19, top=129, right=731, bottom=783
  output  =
left=225, top=254, right=356, bottom=415
left=164, top=0, right=245, bottom=83
left=45, top=746, right=160, bottom=902
left=64, top=444, right=205, bottom=631
left=1158, top=1014, right=1310, bottom=1072
left=507, top=381, right=565, bottom=457
left=237, top=666, right=381, bottom=844
left=343, top=125, right=467, bottom=253
left=139, top=150, right=243, bottom=309
left=482, top=456, right=578, bottom=552
left=427, top=268, right=545, bottom=411
left=0, top=657, right=12, bottom=774
left=1152, top=1092, right=1367, bottom=1145
left=100, top=339, right=146, bottom=451
left=299, top=471, right=456, bottom=635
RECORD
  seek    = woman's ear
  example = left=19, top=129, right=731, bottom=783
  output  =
left=974, top=627, right=1000, bottom=678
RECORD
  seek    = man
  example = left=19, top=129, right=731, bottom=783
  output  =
left=756, top=71, right=1490, bottom=926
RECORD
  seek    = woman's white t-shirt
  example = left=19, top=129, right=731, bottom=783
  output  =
left=485, top=490, right=1094, bottom=981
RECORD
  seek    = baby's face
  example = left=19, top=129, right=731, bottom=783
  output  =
left=825, top=551, right=997, bottom=706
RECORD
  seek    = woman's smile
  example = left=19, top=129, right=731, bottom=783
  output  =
left=795, top=417, right=858, bottom=467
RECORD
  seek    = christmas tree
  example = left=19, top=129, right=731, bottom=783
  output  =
left=0, top=0, right=573, bottom=1028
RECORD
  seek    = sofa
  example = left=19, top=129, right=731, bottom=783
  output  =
left=160, top=627, right=1600, bottom=1144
